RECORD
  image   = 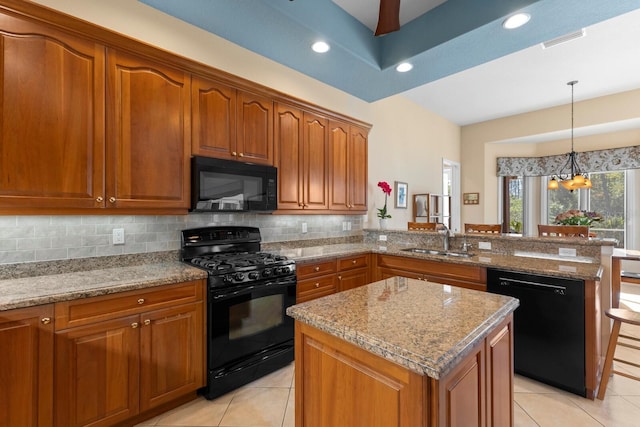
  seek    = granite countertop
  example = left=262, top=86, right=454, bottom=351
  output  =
left=273, top=243, right=603, bottom=281
left=287, top=276, right=519, bottom=379
left=0, top=262, right=207, bottom=311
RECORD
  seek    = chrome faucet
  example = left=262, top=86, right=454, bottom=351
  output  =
left=439, top=223, right=451, bottom=251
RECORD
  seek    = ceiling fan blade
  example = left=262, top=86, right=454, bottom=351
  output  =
left=375, top=0, right=400, bottom=36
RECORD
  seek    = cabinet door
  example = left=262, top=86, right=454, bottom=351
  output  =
left=328, top=121, right=349, bottom=210
left=0, top=14, right=105, bottom=210
left=302, top=112, right=329, bottom=210
left=55, top=315, right=140, bottom=427
left=191, top=76, right=237, bottom=160
left=274, top=103, right=304, bottom=210
left=338, top=268, right=369, bottom=292
left=106, top=49, right=190, bottom=210
left=485, top=316, right=514, bottom=427
left=348, top=126, right=368, bottom=211
left=139, top=302, right=204, bottom=411
left=237, top=91, right=273, bottom=165
left=0, top=305, right=53, bottom=427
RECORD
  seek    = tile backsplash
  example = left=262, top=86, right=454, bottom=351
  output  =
left=0, top=213, right=364, bottom=265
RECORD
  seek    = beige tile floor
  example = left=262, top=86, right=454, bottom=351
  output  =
left=136, top=283, right=640, bottom=427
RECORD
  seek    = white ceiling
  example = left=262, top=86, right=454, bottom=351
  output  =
left=338, top=0, right=640, bottom=125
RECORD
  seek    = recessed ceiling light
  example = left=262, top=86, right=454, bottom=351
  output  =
left=396, top=62, right=413, bottom=73
left=311, top=41, right=330, bottom=53
left=502, top=13, right=530, bottom=29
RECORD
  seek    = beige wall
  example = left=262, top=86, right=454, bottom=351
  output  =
left=33, top=0, right=461, bottom=231
left=461, top=89, right=640, bottom=224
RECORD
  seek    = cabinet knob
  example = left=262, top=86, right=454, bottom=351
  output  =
left=338, top=275, right=342, bottom=280
left=314, top=266, right=320, bottom=272
left=96, top=196, right=103, bottom=203
left=314, top=283, right=320, bottom=288
left=143, top=319, right=151, bottom=326
left=352, top=260, right=357, bottom=264
left=137, top=298, right=145, bottom=305
left=239, top=153, right=244, bottom=157
left=232, top=151, right=237, bottom=156
left=41, top=317, right=51, bottom=325
left=109, top=197, right=116, bottom=203
left=131, top=322, right=139, bottom=329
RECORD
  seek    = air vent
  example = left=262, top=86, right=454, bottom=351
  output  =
left=542, top=28, right=586, bottom=49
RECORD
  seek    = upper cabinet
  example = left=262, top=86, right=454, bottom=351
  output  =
left=192, top=76, right=273, bottom=165
left=0, top=13, right=106, bottom=211
left=106, top=49, right=190, bottom=210
left=329, top=121, right=368, bottom=213
left=274, top=104, right=329, bottom=211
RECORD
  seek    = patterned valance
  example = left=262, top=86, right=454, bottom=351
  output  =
left=497, top=145, right=640, bottom=177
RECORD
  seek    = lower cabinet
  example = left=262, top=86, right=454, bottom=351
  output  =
left=295, top=314, right=513, bottom=427
left=337, top=254, right=370, bottom=292
left=297, top=254, right=371, bottom=302
left=0, top=304, right=54, bottom=427
left=53, top=280, right=205, bottom=427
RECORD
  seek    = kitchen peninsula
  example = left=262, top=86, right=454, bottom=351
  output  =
left=287, top=276, right=519, bottom=427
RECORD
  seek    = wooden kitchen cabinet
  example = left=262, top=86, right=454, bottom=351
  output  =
left=106, top=49, right=190, bottom=211
left=328, top=121, right=368, bottom=213
left=0, top=304, right=54, bottom=427
left=0, top=12, right=105, bottom=212
left=376, top=254, right=487, bottom=291
left=274, top=104, right=329, bottom=211
left=54, top=280, right=205, bottom=427
left=337, top=254, right=370, bottom=292
left=296, top=259, right=337, bottom=303
left=191, top=77, right=274, bottom=165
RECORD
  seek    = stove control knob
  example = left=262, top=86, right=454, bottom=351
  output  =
left=234, top=272, right=245, bottom=281
left=223, top=275, right=234, bottom=283
left=275, top=266, right=288, bottom=275
left=248, top=272, right=260, bottom=280
left=263, top=268, right=273, bottom=277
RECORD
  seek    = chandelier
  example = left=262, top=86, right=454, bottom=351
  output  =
left=547, top=80, right=592, bottom=191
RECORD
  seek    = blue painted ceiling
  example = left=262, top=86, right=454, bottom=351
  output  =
left=139, top=0, right=640, bottom=103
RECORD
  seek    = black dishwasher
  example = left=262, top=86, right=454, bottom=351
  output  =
left=487, top=268, right=586, bottom=397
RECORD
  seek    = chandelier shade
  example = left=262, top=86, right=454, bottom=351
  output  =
left=547, top=80, right=590, bottom=191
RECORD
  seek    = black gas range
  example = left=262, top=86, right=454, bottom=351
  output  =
left=180, top=226, right=296, bottom=399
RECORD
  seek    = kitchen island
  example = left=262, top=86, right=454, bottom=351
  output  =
left=287, top=276, right=519, bottom=427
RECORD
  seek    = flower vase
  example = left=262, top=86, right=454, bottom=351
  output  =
left=379, top=218, right=388, bottom=230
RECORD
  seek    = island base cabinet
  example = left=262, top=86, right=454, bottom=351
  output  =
left=294, top=314, right=514, bottom=427
left=295, top=322, right=424, bottom=427
left=0, top=305, right=54, bottom=427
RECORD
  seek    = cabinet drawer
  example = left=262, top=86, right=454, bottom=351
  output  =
left=54, top=280, right=204, bottom=330
left=338, top=254, right=369, bottom=271
left=297, top=275, right=337, bottom=303
left=297, top=259, right=337, bottom=279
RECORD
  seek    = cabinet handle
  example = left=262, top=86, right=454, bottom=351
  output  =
left=96, top=196, right=103, bottom=203
left=109, top=197, right=116, bottom=203
left=41, top=317, right=51, bottom=325
left=143, top=319, right=151, bottom=326
left=137, top=298, right=145, bottom=305
left=314, top=266, right=320, bottom=272
left=314, top=282, right=320, bottom=288
left=131, top=322, right=139, bottom=329
left=239, top=153, right=244, bottom=157
left=232, top=151, right=237, bottom=156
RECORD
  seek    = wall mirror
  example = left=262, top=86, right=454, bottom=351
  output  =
left=413, top=194, right=428, bottom=222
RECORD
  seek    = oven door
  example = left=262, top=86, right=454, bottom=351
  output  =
left=208, top=275, right=296, bottom=370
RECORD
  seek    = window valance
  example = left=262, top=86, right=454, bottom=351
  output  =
left=497, top=145, right=640, bottom=177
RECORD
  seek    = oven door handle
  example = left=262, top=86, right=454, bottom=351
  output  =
left=211, top=279, right=295, bottom=300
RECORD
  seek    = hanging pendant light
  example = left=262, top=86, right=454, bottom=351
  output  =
left=548, top=80, right=590, bottom=192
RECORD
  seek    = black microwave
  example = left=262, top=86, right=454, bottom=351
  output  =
left=191, top=157, right=278, bottom=212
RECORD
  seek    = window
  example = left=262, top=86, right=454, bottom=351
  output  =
left=502, top=176, right=523, bottom=233
left=546, top=171, right=626, bottom=247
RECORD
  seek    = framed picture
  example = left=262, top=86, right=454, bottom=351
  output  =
left=395, top=181, right=408, bottom=208
left=463, top=192, right=480, bottom=205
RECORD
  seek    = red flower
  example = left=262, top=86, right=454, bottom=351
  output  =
left=378, top=181, right=392, bottom=196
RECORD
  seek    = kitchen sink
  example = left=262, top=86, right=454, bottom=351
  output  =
left=401, top=248, right=474, bottom=258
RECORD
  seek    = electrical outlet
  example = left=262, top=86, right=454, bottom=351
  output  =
left=379, top=234, right=387, bottom=241
left=559, top=247, right=577, bottom=257
left=301, top=222, right=308, bottom=233
left=478, top=241, right=491, bottom=250
left=347, top=221, right=352, bottom=231
left=113, top=228, right=125, bottom=245
left=342, top=221, right=347, bottom=231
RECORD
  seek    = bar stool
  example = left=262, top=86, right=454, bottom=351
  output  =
left=596, top=308, right=640, bottom=399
